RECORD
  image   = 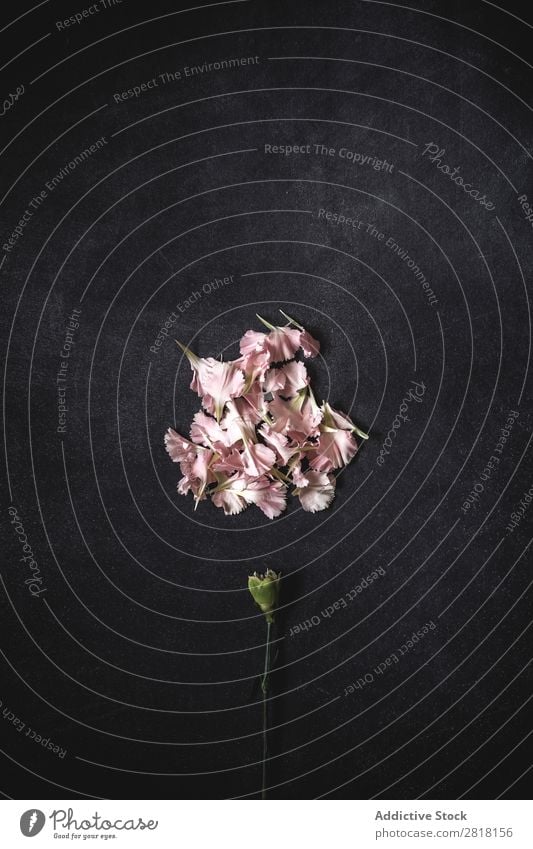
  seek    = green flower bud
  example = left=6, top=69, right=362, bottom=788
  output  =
left=248, top=570, right=281, bottom=623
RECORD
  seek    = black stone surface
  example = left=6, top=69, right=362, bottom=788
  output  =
left=0, top=0, right=531, bottom=800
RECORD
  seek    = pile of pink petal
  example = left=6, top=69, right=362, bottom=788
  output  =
left=165, top=312, right=368, bottom=518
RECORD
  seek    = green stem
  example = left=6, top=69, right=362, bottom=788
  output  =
left=261, top=619, right=272, bottom=800
left=256, top=313, right=277, bottom=331
left=278, top=309, right=304, bottom=330
left=269, top=466, right=292, bottom=485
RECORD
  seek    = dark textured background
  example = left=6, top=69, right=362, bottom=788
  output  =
left=1, top=0, right=532, bottom=799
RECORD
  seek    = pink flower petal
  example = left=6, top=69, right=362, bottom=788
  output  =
left=300, top=329, right=320, bottom=358
left=268, top=391, right=322, bottom=440
left=237, top=349, right=271, bottom=388
left=187, top=356, right=245, bottom=419
left=190, top=410, right=230, bottom=448
left=212, top=449, right=246, bottom=474
left=239, top=329, right=267, bottom=357
left=212, top=486, right=248, bottom=516
left=242, top=442, right=276, bottom=477
left=297, top=471, right=336, bottom=512
left=212, top=474, right=286, bottom=518
left=191, top=450, right=215, bottom=486
left=164, top=428, right=197, bottom=462
left=291, top=462, right=309, bottom=488
left=279, top=360, right=309, bottom=394
left=176, top=447, right=216, bottom=502
left=323, top=402, right=356, bottom=430
left=221, top=397, right=261, bottom=445
left=236, top=382, right=266, bottom=422
left=309, top=429, right=358, bottom=472
left=263, top=367, right=286, bottom=393
left=265, top=327, right=302, bottom=361
left=242, top=477, right=287, bottom=518
left=259, top=424, right=297, bottom=465
left=177, top=476, right=193, bottom=496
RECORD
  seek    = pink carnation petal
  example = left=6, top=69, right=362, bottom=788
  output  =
left=212, top=449, right=245, bottom=475
left=309, top=429, right=358, bottom=472
left=175, top=447, right=216, bottom=504
left=191, top=450, right=215, bottom=485
left=259, top=424, right=296, bottom=465
left=164, top=428, right=197, bottom=462
left=239, top=329, right=267, bottom=357
left=265, top=327, right=302, bottom=361
left=322, top=401, right=369, bottom=440
left=268, top=391, right=322, bottom=440
left=236, top=383, right=266, bottom=422
left=242, top=477, right=287, bottom=519
left=190, top=410, right=230, bottom=448
left=185, top=355, right=245, bottom=420
left=212, top=488, right=248, bottom=516
left=263, top=367, right=286, bottom=393
left=237, top=348, right=271, bottom=388
left=177, top=476, right=193, bottom=496
left=323, top=402, right=356, bottom=430
left=279, top=360, right=309, bottom=394
left=297, top=471, right=336, bottom=512
left=220, top=400, right=255, bottom=445
left=291, top=462, right=309, bottom=488
left=242, top=442, right=276, bottom=477
left=300, top=329, right=320, bottom=358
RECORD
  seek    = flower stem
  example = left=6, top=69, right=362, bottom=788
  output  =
left=269, top=466, right=291, bottom=485
left=175, top=339, right=199, bottom=364
left=260, top=619, right=272, bottom=799
left=278, top=309, right=304, bottom=331
left=256, top=314, right=277, bottom=331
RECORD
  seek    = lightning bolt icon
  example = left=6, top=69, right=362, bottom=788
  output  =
left=28, top=812, right=38, bottom=833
